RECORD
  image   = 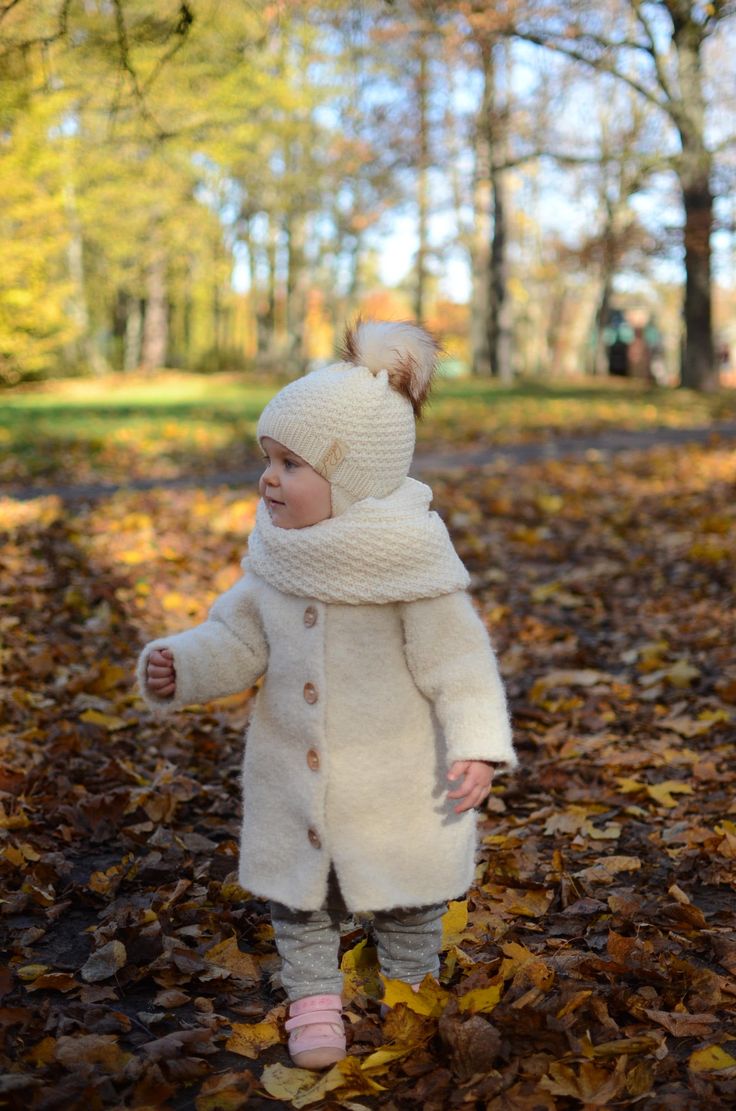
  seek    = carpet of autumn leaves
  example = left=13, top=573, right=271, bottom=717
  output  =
left=1, top=422, right=736, bottom=1109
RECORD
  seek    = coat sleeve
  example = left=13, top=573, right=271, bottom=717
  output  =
left=400, top=591, right=517, bottom=768
left=136, top=574, right=268, bottom=712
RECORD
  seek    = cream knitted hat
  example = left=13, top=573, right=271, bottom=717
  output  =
left=257, top=320, right=439, bottom=512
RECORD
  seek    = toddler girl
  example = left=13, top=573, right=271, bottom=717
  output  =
left=137, top=321, right=517, bottom=1069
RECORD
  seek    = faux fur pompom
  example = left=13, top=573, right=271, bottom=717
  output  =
left=339, top=319, right=440, bottom=415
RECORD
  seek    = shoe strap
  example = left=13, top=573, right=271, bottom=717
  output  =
left=285, top=1009, right=342, bottom=1032
left=289, top=993, right=342, bottom=1016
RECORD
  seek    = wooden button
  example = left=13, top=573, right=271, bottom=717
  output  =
left=304, top=606, right=318, bottom=627
left=303, top=682, right=318, bottom=704
left=306, top=748, right=320, bottom=771
left=307, top=828, right=321, bottom=849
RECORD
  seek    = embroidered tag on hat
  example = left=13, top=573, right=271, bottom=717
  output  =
left=317, top=439, right=347, bottom=477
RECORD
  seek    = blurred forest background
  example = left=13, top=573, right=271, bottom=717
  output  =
left=2, top=0, right=736, bottom=394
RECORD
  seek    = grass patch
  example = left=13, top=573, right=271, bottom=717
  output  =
left=2, top=370, right=735, bottom=486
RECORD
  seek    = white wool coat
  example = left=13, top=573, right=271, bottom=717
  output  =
left=137, top=573, right=516, bottom=913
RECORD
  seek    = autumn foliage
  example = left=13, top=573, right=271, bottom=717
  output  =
left=1, top=399, right=735, bottom=1107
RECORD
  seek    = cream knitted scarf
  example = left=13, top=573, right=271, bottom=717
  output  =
left=243, top=478, right=469, bottom=605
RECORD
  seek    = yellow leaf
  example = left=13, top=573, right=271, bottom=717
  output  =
left=500, top=943, right=554, bottom=991
left=119, top=549, right=146, bottom=565
left=689, top=1045, right=736, bottom=1072
left=442, top=943, right=476, bottom=982
left=226, top=1006, right=285, bottom=1059
left=17, top=964, right=50, bottom=981
left=79, top=708, right=128, bottom=731
left=616, top=777, right=646, bottom=795
left=361, top=1042, right=417, bottom=1070
left=458, top=982, right=503, bottom=1014
left=260, top=1057, right=384, bottom=1108
left=381, top=974, right=449, bottom=1018
left=89, top=664, right=127, bottom=694
left=340, top=938, right=380, bottom=1001
left=441, top=899, right=468, bottom=948
left=535, top=493, right=564, bottom=514
left=204, top=936, right=260, bottom=982
left=0, top=805, right=30, bottom=829
left=646, top=781, right=694, bottom=808
left=664, top=659, right=701, bottom=688
left=162, top=591, right=187, bottom=612
left=575, top=856, right=642, bottom=884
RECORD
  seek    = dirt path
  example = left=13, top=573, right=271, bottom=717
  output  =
left=5, top=420, right=736, bottom=504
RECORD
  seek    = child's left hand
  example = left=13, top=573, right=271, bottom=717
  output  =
left=447, top=760, right=495, bottom=813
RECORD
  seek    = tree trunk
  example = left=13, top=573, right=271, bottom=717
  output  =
left=62, top=139, right=107, bottom=375
left=679, top=152, right=714, bottom=389
left=285, top=210, right=307, bottom=369
left=475, top=34, right=513, bottom=381
left=590, top=277, right=612, bottom=377
left=489, top=147, right=513, bottom=382
left=470, top=45, right=492, bottom=377
left=123, top=297, right=143, bottom=371
left=414, top=30, right=430, bottom=323
left=141, top=250, right=168, bottom=371
left=265, top=218, right=278, bottom=353
left=672, top=16, right=715, bottom=390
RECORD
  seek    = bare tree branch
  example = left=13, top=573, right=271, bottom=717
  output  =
left=111, top=0, right=170, bottom=138
left=0, top=0, right=70, bottom=55
left=0, top=0, right=25, bottom=25
left=141, top=3, right=194, bottom=94
left=630, top=0, right=678, bottom=104
left=504, top=26, right=670, bottom=115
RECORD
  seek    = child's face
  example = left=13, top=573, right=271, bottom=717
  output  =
left=259, top=436, right=332, bottom=529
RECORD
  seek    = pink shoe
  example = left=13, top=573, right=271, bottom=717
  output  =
left=284, top=993, right=346, bottom=1069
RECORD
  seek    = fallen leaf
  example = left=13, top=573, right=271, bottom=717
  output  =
left=226, top=1005, right=285, bottom=1059
left=441, top=899, right=469, bottom=948
left=259, top=1057, right=385, bottom=1108
left=646, top=781, right=694, bottom=808
left=195, top=1069, right=256, bottom=1110
left=540, top=1058, right=628, bottom=1104
left=79, top=708, right=129, bottom=731
left=457, top=982, right=503, bottom=1014
left=381, top=974, right=449, bottom=1018
left=644, top=1009, right=717, bottom=1037
left=204, top=936, right=260, bottom=982
left=689, top=1044, right=736, bottom=1072
left=55, top=1033, right=131, bottom=1073
left=575, top=856, right=642, bottom=884
left=81, top=940, right=127, bottom=983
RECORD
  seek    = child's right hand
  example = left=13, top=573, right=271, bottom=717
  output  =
left=146, top=647, right=176, bottom=698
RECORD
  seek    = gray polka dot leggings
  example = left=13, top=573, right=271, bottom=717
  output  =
left=270, top=869, right=447, bottom=1002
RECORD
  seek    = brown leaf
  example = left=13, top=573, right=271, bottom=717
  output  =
left=643, top=1009, right=717, bottom=1037
left=439, top=1009, right=501, bottom=1081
